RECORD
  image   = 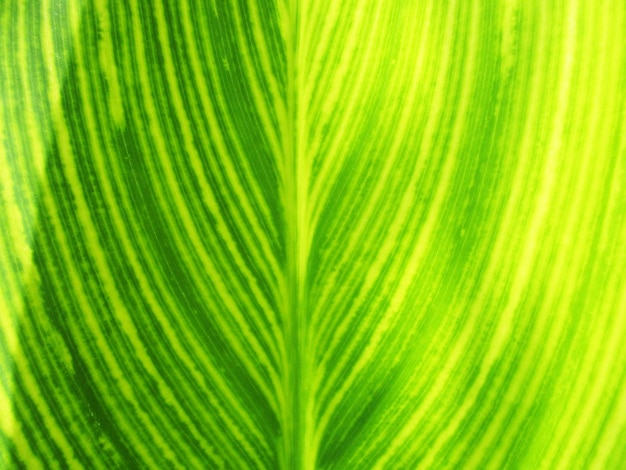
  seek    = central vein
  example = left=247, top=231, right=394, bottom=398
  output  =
left=282, top=0, right=313, bottom=468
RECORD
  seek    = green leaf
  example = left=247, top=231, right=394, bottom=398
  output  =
left=1, top=0, right=626, bottom=468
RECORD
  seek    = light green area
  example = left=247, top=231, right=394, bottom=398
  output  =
left=1, top=0, right=625, bottom=468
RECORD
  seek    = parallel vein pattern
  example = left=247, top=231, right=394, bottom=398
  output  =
left=1, top=0, right=625, bottom=469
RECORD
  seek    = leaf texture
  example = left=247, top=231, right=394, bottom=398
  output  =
left=1, top=0, right=626, bottom=468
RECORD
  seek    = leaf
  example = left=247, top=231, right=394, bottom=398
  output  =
left=1, top=0, right=626, bottom=468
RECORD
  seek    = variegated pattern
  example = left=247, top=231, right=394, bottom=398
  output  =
left=1, top=0, right=626, bottom=468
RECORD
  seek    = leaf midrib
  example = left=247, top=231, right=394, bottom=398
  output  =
left=281, top=2, right=314, bottom=468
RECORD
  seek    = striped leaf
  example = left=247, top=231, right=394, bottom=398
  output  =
left=1, top=0, right=626, bottom=468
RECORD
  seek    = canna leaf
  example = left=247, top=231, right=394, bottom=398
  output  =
left=1, top=0, right=626, bottom=468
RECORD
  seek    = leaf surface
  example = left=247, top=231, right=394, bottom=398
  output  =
left=1, top=0, right=626, bottom=468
